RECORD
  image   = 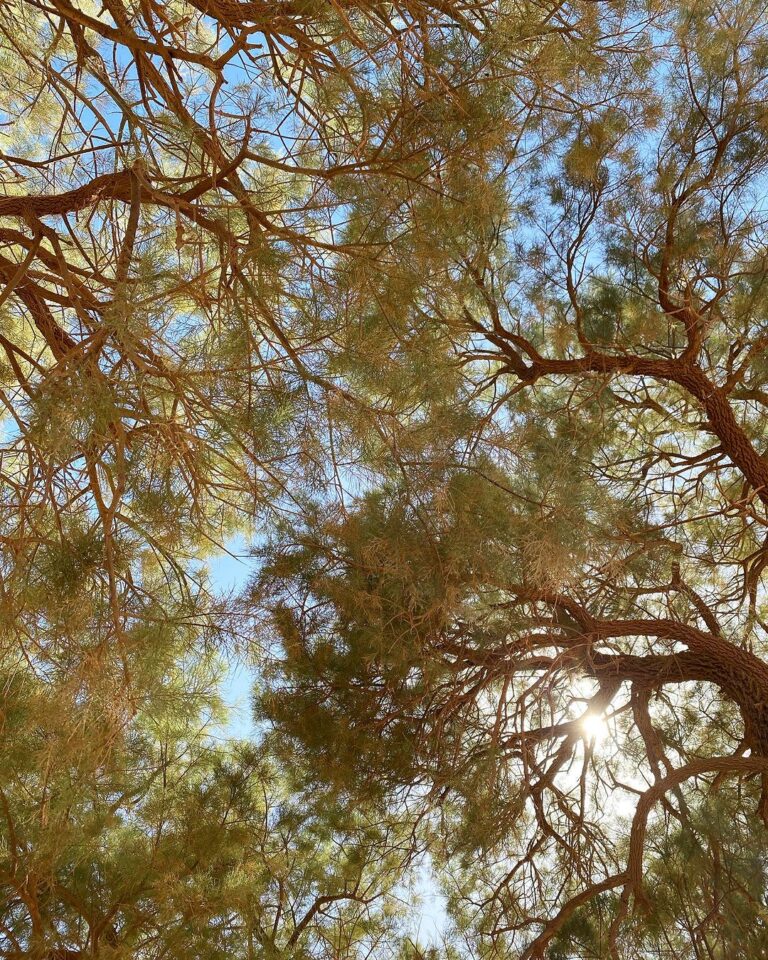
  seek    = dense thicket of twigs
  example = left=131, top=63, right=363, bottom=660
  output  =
left=4, top=0, right=768, bottom=958
left=0, top=0, right=494, bottom=658
left=0, top=1, right=494, bottom=957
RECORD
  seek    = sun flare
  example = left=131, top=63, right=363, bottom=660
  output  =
left=581, top=712, right=608, bottom=743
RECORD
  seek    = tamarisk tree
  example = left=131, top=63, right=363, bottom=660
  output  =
left=0, top=0, right=497, bottom=661
left=4, top=0, right=767, bottom=956
left=256, top=0, right=768, bottom=956
left=0, top=0, right=495, bottom=958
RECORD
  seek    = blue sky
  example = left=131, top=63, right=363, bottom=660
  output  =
left=207, top=538, right=258, bottom=738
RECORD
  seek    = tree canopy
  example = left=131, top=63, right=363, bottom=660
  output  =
left=3, top=0, right=768, bottom=958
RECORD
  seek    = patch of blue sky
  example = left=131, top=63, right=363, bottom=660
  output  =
left=404, top=853, right=451, bottom=948
left=0, top=410, right=20, bottom=444
left=206, top=532, right=259, bottom=738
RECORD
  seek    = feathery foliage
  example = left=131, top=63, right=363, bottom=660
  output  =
left=4, top=0, right=768, bottom=958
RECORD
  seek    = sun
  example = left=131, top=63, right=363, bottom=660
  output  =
left=581, top=711, right=608, bottom=743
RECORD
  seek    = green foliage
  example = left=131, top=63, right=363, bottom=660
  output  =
left=5, top=0, right=768, bottom=956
